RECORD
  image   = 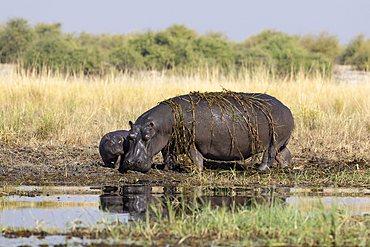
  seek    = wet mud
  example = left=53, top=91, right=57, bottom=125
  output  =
left=1, top=143, right=370, bottom=191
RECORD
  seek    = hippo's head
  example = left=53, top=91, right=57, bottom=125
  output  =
left=122, top=121, right=154, bottom=173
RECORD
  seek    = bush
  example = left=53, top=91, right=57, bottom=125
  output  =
left=300, top=31, right=340, bottom=62
left=341, top=35, right=370, bottom=71
left=238, top=30, right=332, bottom=76
left=34, top=22, right=63, bottom=39
left=192, top=36, right=235, bottom=67
left=109, top=43, right=145, bottom=72
left=0, top=18, right=348, bottom=76
left=0, top=18, right=35, bottom=63
left=24, top=36, right=103, bottom=74
left=234, top=44, right=273, bottom=69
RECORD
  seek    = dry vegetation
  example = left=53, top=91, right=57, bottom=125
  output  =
left=1, top=67, right=370, bottom=164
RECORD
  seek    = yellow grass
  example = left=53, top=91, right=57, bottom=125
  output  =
left=1, top=67, right=370, bottom=161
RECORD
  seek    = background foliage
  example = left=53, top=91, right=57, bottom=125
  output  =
left=1, top=18, right=369, bottom=75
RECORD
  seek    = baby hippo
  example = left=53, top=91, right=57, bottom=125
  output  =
left=99, top=130, right=129, bottom=169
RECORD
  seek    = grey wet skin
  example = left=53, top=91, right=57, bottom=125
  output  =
left=99, top=130, right=129, bottom=169
left=123, top=92, right=294, bottom=173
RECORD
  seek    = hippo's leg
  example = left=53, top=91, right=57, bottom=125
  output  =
left=189, top=146, right=204, bottom=171
left=258, top=144, right=277, bottom=171
left=276, top=146, right=291, bottom=168
left=101, top=156, right=112, bottom=167
left=161, top=147, right=178, bottom=170
left=114, top=155, right=121, bottom=170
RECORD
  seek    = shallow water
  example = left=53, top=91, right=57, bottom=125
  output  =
left=2, top=185, right=370, bottom=245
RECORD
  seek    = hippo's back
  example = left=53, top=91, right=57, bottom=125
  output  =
left=168, top=92, right=294, bottom=161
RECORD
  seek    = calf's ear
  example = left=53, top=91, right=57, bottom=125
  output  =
left=105, top=134, right=110, bottom=140
left=129, top=121, right=133, bottom=128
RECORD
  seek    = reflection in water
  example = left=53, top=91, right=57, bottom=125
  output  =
left=5, top=185, right=370, bottom=246
left=99, top=185, right=288, bottom=221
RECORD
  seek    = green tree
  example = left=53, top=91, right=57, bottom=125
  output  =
left=109, top=43, right=145, bottom=71
left=0, top=18, right=35, bottom=63
left=300, top=31, right=340, bottom=62
left=341, top=36, right=370, bottom=71
left=234, top=43, right=273, bottom=68
left=167, top=24, right=198, bottom=40
left=34, top=22, right=63, bottom=39
left=239, top=30, right=331, bottom=76
left=192, top=36, right=235, bottom=67
left=24, top=34, right=103, bottom=74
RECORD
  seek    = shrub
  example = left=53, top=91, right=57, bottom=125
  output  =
left=345, top=40, right=370, bottom=71
left=341, top=35, right=370, bottom=71
left=109, top=43, right=145, bottom=72
left=238, top=30, right=332, bottom=76
left=24, top=36, right=103, bottom=74
left=0, top=18, right=35, bottom=63
left=0, top=19, right=341, bottom=76
left=167, top=24, right=198, bottom=40
left=300, top=31, right=340, bottom=62
left=192, top=36, right=235, bottom=67
left=233, top=43, right=273, bottom=69
left=34, top=22, right=63, bottom=39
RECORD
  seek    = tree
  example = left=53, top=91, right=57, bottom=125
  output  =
left=300, top=31, right=340, bottom=62
left=0, top=18, right=35, bottom=63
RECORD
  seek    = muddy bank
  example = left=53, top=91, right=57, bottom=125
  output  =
left=0, top=143, right=186, bottom=187
left=1, top=143, right=369, bottom=188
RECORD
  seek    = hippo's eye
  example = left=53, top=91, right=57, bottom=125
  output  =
left=128, top=133, right=135, bottom=140
left=143, top=133, right=151, bottom=141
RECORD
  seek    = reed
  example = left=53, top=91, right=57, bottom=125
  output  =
left=3, top=196, right=367, bottom=246
left=1, top=66, right=370, bottom=162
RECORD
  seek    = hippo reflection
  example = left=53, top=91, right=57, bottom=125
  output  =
left=99, top=186, right=287, bottom=221
left=99, top=186, right=153, bottom=220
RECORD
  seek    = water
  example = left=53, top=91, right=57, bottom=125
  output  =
left=2, top=185, right=370, bottom=245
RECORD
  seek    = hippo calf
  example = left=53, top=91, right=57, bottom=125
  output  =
left=123, top=91, right=294, bottom=173
left=99, top=130, right=129, bottom=169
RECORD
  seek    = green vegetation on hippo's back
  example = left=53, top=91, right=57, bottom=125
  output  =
left=161, top=89, right=279, bottom=172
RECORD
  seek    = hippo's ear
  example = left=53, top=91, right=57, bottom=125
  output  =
left=129, top=121, right=133, bottom=128
left=149, top=122, right=154, bottom=129
left=105, top=134, right=110, bottom=140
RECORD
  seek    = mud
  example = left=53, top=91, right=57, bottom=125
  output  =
left=0, top=143, right=185, bottom=187
left=1, top=143, right=370, bottom=190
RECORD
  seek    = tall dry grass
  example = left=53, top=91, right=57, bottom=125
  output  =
left=1, top=67, right=370, bottom=161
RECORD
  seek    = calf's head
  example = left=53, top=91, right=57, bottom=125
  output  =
left=122, top=121, right=154, bottom=173
left=105, top=134, right=125, bottom=157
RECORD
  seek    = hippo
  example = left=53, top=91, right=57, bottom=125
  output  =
left=99, top=130, right=129, bottom=169
left=123, top=91, right=294, bottom=173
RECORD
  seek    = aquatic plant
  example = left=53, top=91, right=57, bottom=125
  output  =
left=161, top=89, right=279, bottom=172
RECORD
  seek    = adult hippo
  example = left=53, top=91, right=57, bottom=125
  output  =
left=123, top=91, right=294, bottom=173
left=99, top=130, right=129, bottom=169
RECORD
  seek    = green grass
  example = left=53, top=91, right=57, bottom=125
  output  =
left=89, top=198, right=370, bottom=246
left=2, top=196, right=369, bottom=246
